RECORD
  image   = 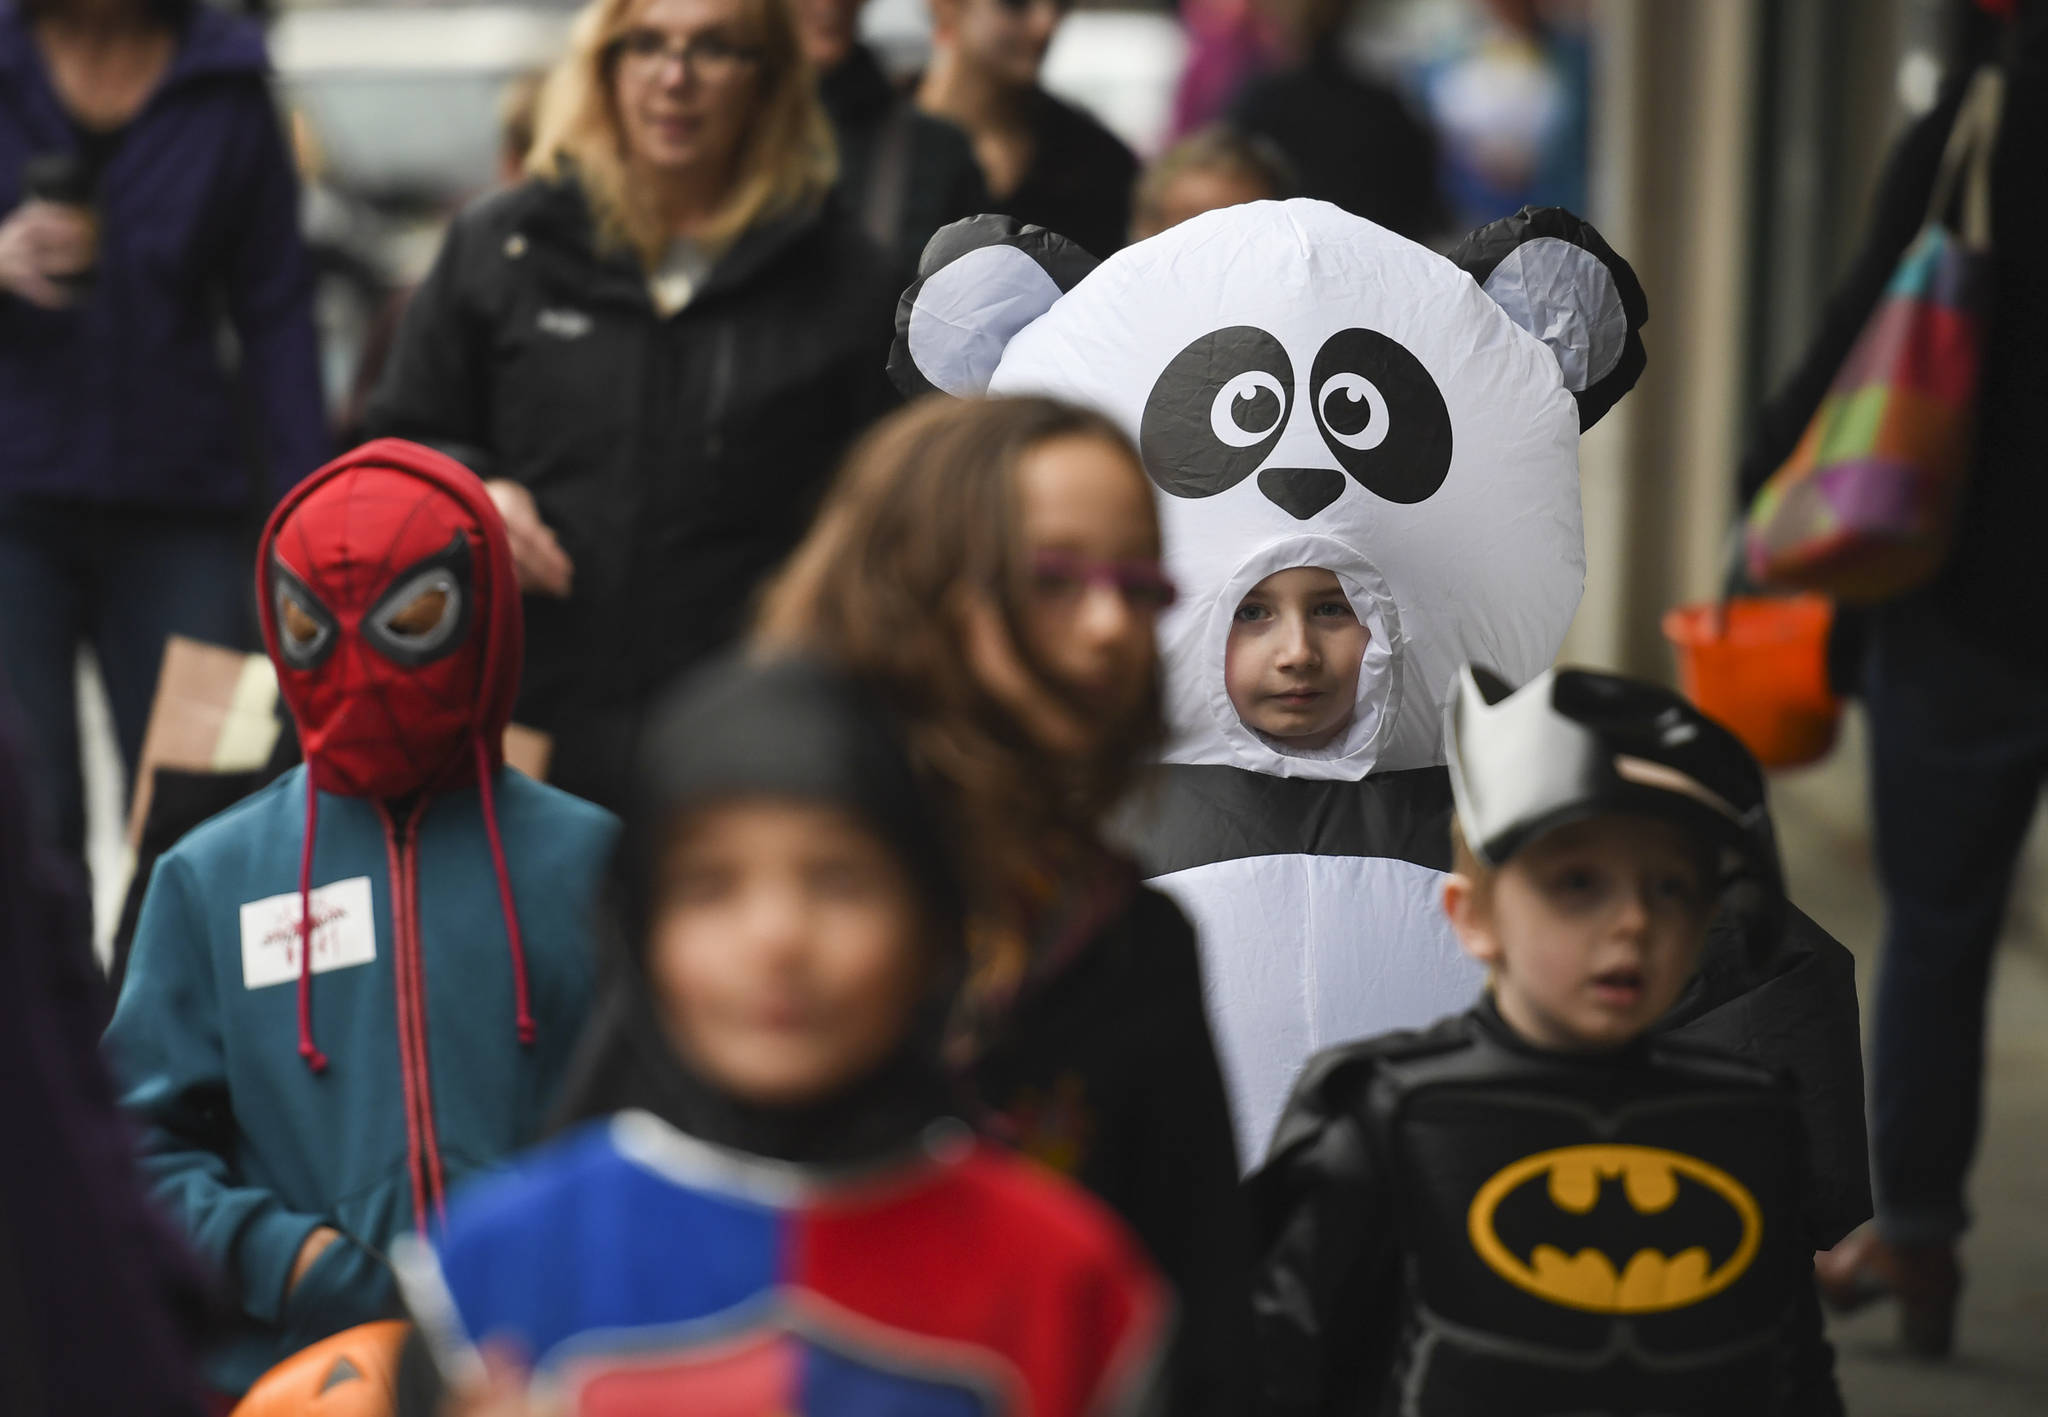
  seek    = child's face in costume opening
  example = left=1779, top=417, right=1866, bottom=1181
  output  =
left=1444, top=814, right=1713, bottom=1053
left=960, top=433, right=1169, bottom=760
left=650, top=799, right=928, bottom=1107
left=1224, top=566, right=1368, bottom=750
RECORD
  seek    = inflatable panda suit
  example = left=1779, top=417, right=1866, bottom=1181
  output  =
left=890, top=202, right=1869, bottom=1230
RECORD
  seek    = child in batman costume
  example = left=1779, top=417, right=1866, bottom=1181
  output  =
left=103, top=441, right=620, bottom=1398
left=391, top=655, right=1170, bottom=1417
left=1249, top=665, right=1842, bottom=1417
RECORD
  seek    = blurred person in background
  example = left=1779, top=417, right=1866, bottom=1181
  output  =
left=0, top=0, right=326, bottom=873
left=1168, top=0, right=1284, bottom=139
left=1415, top=0, right=1590, bottom=230
left=757, top=396, right=1256, bottom=1417
left=1746, top=0, right=2048, bottom=1361
left=332, top=72, right=546, bottom=446
left=915, top=0, right=1135, bottom=258
left=1226, top=0, right=1444, bottom=242
left=1128, top=122, right=1291, bottom=242
left=365, top=0, right=897, bottom=816
left=794, top=0, right=986, bottom=278
left=494, top=68, right=545, bottom=184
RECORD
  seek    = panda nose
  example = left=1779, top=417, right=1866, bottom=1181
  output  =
left=1258, top=467, right=1346, bottom=520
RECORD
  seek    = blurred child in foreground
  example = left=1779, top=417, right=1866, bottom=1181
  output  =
left=396, top=654, right=1168, bottom=1416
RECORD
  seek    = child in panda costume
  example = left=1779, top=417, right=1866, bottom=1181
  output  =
left=888, top=200, right=1871, bottom=1249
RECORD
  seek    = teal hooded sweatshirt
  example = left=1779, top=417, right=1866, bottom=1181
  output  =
left=102, top=441, right=619, bottom=1394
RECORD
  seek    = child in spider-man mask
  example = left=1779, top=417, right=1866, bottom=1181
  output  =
left=104, top=439, right=620, bottom=1402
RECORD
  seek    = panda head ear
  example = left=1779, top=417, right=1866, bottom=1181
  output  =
left=888, top=215, right=1101, bottom=399
left=1451, top=206, right=1649, bottom=430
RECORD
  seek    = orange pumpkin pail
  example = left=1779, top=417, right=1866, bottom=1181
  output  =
left=1661, top=595, right=1842, bottom=769
left=231, top=1320, right=409, bottom=1417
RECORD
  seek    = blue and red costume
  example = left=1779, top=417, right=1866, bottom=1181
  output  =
left=399, top=1109, right=1170, bottom=1416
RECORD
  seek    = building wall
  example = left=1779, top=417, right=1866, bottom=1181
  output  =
left=1563, top=0, right=1908, bottom=678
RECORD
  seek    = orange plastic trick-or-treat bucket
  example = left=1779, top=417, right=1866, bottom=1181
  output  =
left=232, top=1321, right=408, bottom=1417
left=1662, top=595, right=1842, bottom=769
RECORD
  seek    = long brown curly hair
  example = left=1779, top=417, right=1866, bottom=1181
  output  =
left=755, top=395, right=1165, bottom=947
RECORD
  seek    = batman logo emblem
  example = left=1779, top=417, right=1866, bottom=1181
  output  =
left=1466, top=1144, right=1760, bottom=1314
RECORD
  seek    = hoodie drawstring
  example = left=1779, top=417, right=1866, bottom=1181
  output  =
left=294, top=744, right=536, bottom=1075
left=297, top=776, right=329, bottom=1074
left=384, top=799, right=447, bottom=1232
left=291, top=743, right=531, bottom=1230
left=474, top=733, right=537, bottom=1047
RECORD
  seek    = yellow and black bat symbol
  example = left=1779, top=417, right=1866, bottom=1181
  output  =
left=1466, top=1144, right=1761, bottom=1315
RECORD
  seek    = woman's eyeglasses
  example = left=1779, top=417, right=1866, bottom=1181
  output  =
left=1029, top=551, right=1178, bottom=613
left=610, top=29, right=764, bottom=81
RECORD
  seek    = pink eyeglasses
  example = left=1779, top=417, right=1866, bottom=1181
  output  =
left=1028, top=551, right=1179, bottom=612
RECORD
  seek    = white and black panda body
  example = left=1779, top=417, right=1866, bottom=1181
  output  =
left=1132, top=761, right=1469, bottom=1164
left=893, top=199, right=1649, bottom=1164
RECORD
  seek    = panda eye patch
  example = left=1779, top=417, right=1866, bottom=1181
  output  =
left=1212, top=371, right=1288, bottom=448
left=1317, top=372, right=1390, bottom=451
left=1140, top=325, right=1295, bottom=499
left=1309, top=328, right=1453, bottom=504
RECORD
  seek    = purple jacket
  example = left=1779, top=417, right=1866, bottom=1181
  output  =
left=0, top=3, right=327, bottom=510
left=0, top=679, right=214, bottom=1415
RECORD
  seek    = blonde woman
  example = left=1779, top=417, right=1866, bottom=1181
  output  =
left=366, top=0, right=898, bottom=814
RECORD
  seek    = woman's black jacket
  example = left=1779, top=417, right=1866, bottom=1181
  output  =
left=363, top=177, right=900, bottom=810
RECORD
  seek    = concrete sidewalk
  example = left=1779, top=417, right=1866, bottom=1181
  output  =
left=1769, top=710, right=2048, bottom=1415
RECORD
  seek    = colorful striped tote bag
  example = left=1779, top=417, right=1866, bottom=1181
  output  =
left=1745, top=69, right=2003, bottom=603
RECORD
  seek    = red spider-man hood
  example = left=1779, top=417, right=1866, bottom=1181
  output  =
left=258, top=441, right=540, bottom=1087
left=257, top=439, right=523, bottom=799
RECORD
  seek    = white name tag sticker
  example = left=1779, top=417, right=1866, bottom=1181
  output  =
left=239, top=877, right=378, bottom=990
